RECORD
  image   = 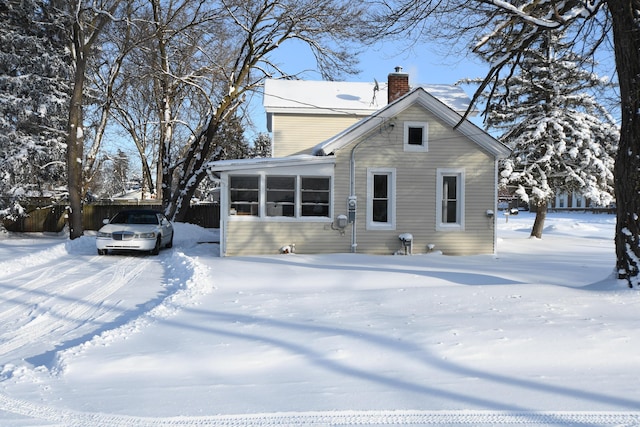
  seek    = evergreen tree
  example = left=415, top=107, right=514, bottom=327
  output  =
left=481, top=31, right=618, bottom=238
left=87, top=149, right=132, bottom=199
left=369, top=0, right=640, bottom=287
left=214, top=116, right=251, bottom=160
left=0, top=0, right=70, bottom=215
left=112, top=149, right=130, bottom=195
left=250, top=133, right=272, bottom=158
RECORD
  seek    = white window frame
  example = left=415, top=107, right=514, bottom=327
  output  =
left=366, top=168, right=396, bottom=230
left=228, top=175, right=260, bottom=216
left=556, top=193, right=568, bottom=208
left=228, top=173, right=332, bottom=221
left=266, top=176, right=296, bottom=217
left=300, top=176, right=331, bottom=217
left=436, top=168, right=465, bottom=231
left=404, top=121, right=428, bottom=152
left=574, top=194, right=583, bottom=208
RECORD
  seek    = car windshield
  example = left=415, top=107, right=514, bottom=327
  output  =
left=111, top=212, right=159, bottom=225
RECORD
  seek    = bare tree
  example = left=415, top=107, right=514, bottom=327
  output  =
left=127, top=0, right=369, bottom=221
left=369, top=0, right=640, bottom=288
left=64, top=0, right=122, bottom=239
left=109, top=77, right=158, bottom=199
left=83, top=0, right=138, bottom=198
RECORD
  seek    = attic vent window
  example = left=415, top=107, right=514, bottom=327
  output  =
left=404, top=122, right=428, bottom=152
left=408, top=127, right=422, bottom=145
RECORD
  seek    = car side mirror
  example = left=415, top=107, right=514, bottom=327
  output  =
left=102, top=218, right=109, bottom=225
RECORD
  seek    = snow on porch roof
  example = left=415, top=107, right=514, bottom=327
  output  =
left=206, top=154, right=335, bottom=174
left=263, top=79, right=473, bottom=116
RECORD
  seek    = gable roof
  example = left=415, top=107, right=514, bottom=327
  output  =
left=311, top=87, right=511, bottom=159
left=263, top=79, right=473, bottom=117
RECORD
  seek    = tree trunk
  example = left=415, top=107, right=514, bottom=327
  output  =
left=168, top=114, right=225, bottom=222
left=530, top=201, right=547, bottom=239
left=151, top=0, right=173, bottom=208
left=168, top=126, right=215, bottom=223
left=140, top=155, right=154, bottom=199
left=171, top=172, right=204, bottom=222
left=66, top=22, right=86, bottom=240
left=608, top=0, right=640, bottom=287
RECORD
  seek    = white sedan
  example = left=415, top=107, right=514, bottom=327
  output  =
left=96, top=209, right=174, bottom=255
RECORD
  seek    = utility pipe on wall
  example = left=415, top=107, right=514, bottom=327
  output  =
left=348, top=118, right=395, bottom=253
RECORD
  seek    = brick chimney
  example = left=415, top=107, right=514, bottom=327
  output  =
left=387, top=66, right=410, bottom=103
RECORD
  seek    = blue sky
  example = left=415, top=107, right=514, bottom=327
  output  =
left=246, top=37, right=620, bottom=142
left=272, top=39, right=488, bottom=85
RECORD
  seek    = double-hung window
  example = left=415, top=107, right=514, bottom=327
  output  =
left=436, top=169, right=465, bottom=230
left=367, top=168, right=396, bottom=230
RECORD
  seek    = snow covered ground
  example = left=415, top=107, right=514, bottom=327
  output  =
left=0, top=211, right=639, bottom=426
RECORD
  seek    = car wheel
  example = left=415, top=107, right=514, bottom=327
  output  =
left=151, top=236, right=161, bottom=255
left=98, top=249, right=107, bottom=255
left=165, top=232, right=173, bottom=249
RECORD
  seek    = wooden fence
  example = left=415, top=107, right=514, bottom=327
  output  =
left=2, top=202, right=220, bottom=233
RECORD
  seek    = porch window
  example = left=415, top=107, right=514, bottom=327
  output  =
left=436, top=169, right=465, bottom=230
left=228, top=174, right=331, bottom=219
left=229, top=175, right=259, bottom=216
left=367, top=168, right=396, bottom=230
left=301, top=177, right=330, bottom=217
left=266, top=176, right=295, bottom=217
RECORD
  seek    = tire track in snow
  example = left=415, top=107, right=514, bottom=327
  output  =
left=0, top=394, right=638, bottom=427
left=0, top=242, right=69, bottom=280
left=55, top=249, right=210, bottom=367
left=0, top=256, right=109, bottom=326
left=0, top=255, right=152, bottom=363
left=1, top=249, right=637, bottom=426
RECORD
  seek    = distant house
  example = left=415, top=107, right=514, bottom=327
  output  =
left=208, top=68, right=510, bottom=256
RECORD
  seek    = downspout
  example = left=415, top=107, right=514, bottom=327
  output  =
left=349, top=139, right=366, bottom=253
left=219, top=173, right=227, bottom=257
left=348, top=119, right=392, bottom=253
left=493, top=158, right=499, bottom=256
left=208, top=170, right=225, bottom=257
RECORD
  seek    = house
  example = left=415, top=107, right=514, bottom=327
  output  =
left=263, top=68, right=474, bottom=157
left=208, top=68, right=511, bottom=257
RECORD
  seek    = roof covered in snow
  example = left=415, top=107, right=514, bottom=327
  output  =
left=263, top=79, right=473, bottom=115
